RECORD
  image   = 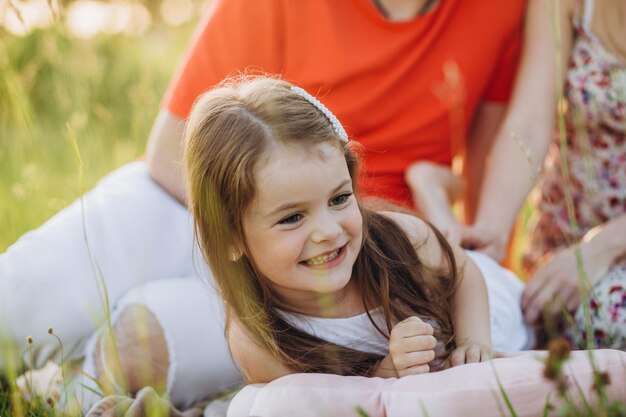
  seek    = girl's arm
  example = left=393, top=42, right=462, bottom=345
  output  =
left=227, top=317, right=293, bottom=383
left=384, top=212, right=492, bottom=365
left=447, top=247, right=493, bottom=366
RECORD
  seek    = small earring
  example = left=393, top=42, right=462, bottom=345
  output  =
left=229, top=252, right=239, bottom=262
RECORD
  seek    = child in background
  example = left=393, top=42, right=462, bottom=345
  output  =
left=183, top=77, right=532, bottom=381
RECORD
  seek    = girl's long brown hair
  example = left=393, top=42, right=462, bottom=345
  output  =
left=184, top=76, right=458, bottom=376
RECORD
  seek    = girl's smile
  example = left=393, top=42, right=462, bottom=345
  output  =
left=242, top=141, right=363, bottom=314
left=301, top=244, right=347, bottom=267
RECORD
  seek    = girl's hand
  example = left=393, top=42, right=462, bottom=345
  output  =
left=388, top=316, right=437, bottom=377
left=448, top=342, right=494, bottom=367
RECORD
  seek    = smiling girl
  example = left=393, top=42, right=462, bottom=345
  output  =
left=183, top=77, right=532, bottom=381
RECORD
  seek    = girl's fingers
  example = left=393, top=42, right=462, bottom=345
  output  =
left=400, top=316, right=424, bottom=324
left=449, top=346, right=493, bottom=367
left=480, top=349, right=494, bottom=362
left=404, top=334, right=438, bottom=350
left=389, top=334, right=437, bottom=360
left=449, top=348, right=466, bottom=367
left=464, top=346, right=481, bottom=363
left=393, top=319, right=434, bottom=338
left=397, top=363, right=430, bottom=378
left=389, top=335, right=437, bottom=357
left=392, top=349, right=436, bottom=370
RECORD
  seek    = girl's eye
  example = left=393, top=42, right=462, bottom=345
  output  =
left=330, top=192, right=353, bottom=207
left=279, top=213, right=302, bottom=225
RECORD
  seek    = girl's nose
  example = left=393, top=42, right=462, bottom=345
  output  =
left=310, top=215, right=342, bottom=244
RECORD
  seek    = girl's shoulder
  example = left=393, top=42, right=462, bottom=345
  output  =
left=379, top=211, right=430, bottom=247
left=227, top=317, right=292, bottom=383
left=379, top=211, right=452, bottom=271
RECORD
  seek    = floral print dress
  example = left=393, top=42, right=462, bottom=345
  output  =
left=522, top=0, right=626, bottom=349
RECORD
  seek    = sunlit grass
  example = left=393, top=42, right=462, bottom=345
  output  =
left=1, top=1, right=624, bottom=417
left=0, top=6, right=198, bottom=415
left=0, top=23, right=194, bottom=252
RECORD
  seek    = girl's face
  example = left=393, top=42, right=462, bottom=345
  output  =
left=242, top=142, right=363, bottom=314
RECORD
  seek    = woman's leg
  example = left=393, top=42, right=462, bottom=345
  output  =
left=0, top=162, right=196, bottom=370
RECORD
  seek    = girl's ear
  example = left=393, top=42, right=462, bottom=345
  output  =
left=228, top=244, right=244, bottom=262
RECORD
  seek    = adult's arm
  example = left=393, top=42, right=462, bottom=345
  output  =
left=146, top=110, right=188, bottom=205
left=405, top=102, right=506, bottom=242
left=465, top=0, right=576, bottom=261
left=404, top=161, right=464, bottom=238
left=147, top=0, right=284, bottom=205
left=463, top=102, right=507, bottom=224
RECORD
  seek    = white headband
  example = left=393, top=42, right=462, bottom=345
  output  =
left=290, top=86, right=349, bottom=143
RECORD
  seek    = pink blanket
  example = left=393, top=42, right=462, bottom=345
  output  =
left=227, top=350, right=626, bottom=417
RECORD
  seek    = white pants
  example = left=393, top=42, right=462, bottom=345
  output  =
left=0, top=162, right=241, bottom=409
left=0, top=161, right=530, bottom=410
left=77, top=278, right=241, bottom=410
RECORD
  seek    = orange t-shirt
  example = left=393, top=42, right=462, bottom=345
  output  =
left=163, top=0, right=525, bottom=206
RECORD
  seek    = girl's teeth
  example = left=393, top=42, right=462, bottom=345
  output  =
left=306, top=249, right=340, bottom=265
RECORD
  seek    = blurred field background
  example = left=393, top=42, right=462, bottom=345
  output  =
left=0, top=0, right=206, bottom=253
left=1, top=2, right=624, bottom=417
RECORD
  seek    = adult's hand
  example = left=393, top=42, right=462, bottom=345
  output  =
left=86, top=387, right=202, bottom=417
left=521, top=242, right=611, bottom=324
left=455, top=224, right=508, bottom=262
left=405, top=161, right=464, bottom=238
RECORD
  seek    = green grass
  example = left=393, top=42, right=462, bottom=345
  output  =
left=1, top=3, right=625, bottom=417
left=0, top=8, right=198, bottom=415
left=0, top=21, right=194, bottom=253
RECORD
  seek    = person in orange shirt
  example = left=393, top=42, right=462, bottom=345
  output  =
left=5, top=0, right=527, bottom=413
left=152, top=0, right=524, bottom=216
